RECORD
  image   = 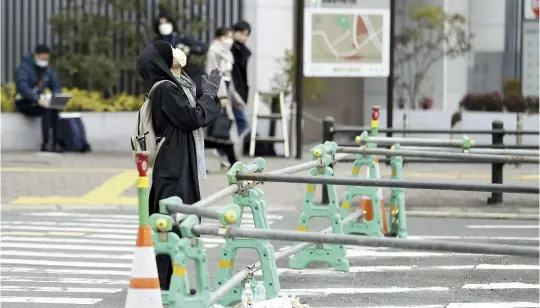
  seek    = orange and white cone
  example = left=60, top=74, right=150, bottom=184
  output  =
left=360, top=156, right=388, bottom=233
left=125, top=225, right=162, bottom=308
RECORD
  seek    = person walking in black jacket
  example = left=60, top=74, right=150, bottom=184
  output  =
left=230, top=21, right=252, bottom=137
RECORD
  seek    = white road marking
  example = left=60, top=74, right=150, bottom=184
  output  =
left=462, top=282, right=540, bottom=290
left=466, top=225, right=539, bottom=229
left=345, top=249, right=475, bottom=258
left=0, top=242, right=134, bottom=251
left=1, top=276, right=127, bottom=285
left=0, top=258, right=132, bottom=268
left=2, top=267, right=131, bottom=276
left=280, top=286, right=449, bottom=295
left=1, top=286, right=123, bottom=293
left=0, top=296, right=102, bottom=305
left=407, top=236, right=539, bottom=241
left=25, top=211, right=283, bottom=220
left=319, top=303, right=540, bottom=308
left=5, top=221, right=136, bottom=229
left=256, top=264, right=538, bottom=276
left=447, top=302, right=540, bottom=308
left=1, top=235, right=225, bottom=244
left=0, top=250, right=134, bottom=260
left=1, top=225, right=137, bottom=234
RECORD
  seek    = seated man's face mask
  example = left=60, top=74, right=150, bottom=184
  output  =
left=171, top=47, right=187, bottom=77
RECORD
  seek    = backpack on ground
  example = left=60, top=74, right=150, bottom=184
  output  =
left=130, top=80, right=171, bottom=166
left=58, top=113, right=92, bottom=153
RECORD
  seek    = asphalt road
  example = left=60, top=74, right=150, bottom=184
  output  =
left=0, top=209, right=538, bottom=308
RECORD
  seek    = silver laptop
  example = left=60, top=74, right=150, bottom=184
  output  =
left=49, top=94, right=72, bottom=109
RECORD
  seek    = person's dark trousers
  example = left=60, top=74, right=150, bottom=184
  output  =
left=15, top=100, right=60, bottom=150
left=206, top=139, right=238, bottom=166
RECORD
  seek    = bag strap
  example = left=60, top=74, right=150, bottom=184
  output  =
left=148, top=80, right=174, bottom=99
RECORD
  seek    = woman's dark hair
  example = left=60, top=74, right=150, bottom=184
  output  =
left=232, top=20, right=251, bottom=34
left=153, top=12, right=179, bottom=35
left=214, top=27, right=232, bottom=38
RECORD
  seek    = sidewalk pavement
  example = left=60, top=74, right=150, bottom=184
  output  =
left=1, top=151, right=538, bottom=217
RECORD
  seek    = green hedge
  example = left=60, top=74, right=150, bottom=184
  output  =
left=1, top=83, right=145, bottom=112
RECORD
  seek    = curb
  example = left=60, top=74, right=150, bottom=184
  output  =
left=407, top=210, right=539, bottom=220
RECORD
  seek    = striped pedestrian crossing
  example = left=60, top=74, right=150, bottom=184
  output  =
left=0, top=211, right=283, bottom=307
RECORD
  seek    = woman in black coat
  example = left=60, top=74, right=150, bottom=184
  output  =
left=136, top=40, right=222, bottom=290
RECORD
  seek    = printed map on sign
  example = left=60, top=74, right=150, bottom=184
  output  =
left=311, top=13, right=384, bottom=64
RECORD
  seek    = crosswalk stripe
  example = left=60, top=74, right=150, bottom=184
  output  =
left=0, top=242, right=135, bottom=251
left=0, top=259, right=132, bottom=268
left=462, top=282, right=539, bottom=290
left=280, top=286, right=450, bottom=295
left=1, top=276, right=127, bottom=285
left=407, top=236, right=539, bottom=241
left=2, top=267, right=131, bottom=276
left=345, top=249, right=478, bottom=258
left=0, top=250, right=134, bottom=260
left=1, top=286, right=123, bottom=293
left=280, top=283, right=540, bottom=295
left=5, top=221, right=137, bottom=229
left=466, top=225, right=539, bottom=229
left=1, top=225, right=137, bottom=234
left=319, top=303, right=540, bottom=308
left=0, top=296, right=103, bottom=305
left=25, top=211, right=284, bottom=220
left=1, top=235, right=225, bottom=244
left=257, top=264, right=539, bottom=275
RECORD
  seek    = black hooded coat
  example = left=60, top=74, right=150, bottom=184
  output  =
left=136, top=43, right=221, bottom=215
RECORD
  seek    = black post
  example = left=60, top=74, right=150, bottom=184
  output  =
left=294, top=0, right=305, bottom=159
left=487, top=120, right=505, bottom=205
left=321, top=117, right=335, bottom=204
left=386, top=0, right=395, bottom=140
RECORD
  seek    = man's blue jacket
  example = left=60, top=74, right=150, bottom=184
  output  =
left=15, top=54, right=61, bottom=102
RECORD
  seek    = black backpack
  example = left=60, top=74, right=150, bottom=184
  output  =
left=58, top=115, right=91, bottom=153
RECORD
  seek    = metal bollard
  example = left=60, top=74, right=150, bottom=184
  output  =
left=321, top=117, right=335, bottom=204
left=487, top=121, right=505, bottom=205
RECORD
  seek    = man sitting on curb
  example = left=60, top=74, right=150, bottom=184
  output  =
left=14, top=44, right=63, bottom=153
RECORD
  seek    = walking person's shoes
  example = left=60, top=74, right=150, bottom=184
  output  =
left=212, top=149, right=231, bottom=170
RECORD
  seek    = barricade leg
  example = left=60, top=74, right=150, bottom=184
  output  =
left=149, top=212, right=185, bottom=305
left=388, top=144, right=408, bottom=237
left=340, top=153, right=384, bottom=237
left=214, top=175, right=280, bottom=306
left=289, top=142, right=350, bottom=272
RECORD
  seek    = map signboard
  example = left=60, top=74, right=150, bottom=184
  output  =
left=521, top=21, right=539, bottom=97
left=304, top=8, right=391, bottom=77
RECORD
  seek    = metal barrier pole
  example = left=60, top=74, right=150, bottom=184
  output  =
left=193, top=224, right=539, bottom=258
left=337, top=147, right=539, bottom=164
left=235, top=173, right=540, bottom=194
left=401, top=146, right=540, bottom=156
left=488, top=120, right=505, bottom=204
left=356, top=133, right=475, bottom=149
left=321, top=117, right=335, bottom=204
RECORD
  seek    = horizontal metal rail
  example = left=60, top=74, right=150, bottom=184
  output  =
left=337, top=147, right=540, bottom=164
left=193, top=225, right=539, bottom=258
left=210, top=211, right=364, bottom=304
left=339, top=142, right=540, bottom=150
left=236, top=173, right=540, bottom=194
left=401, top=146, right=540, bottom=156
left=333, top=126, right=540, bottom=135
left=359, top=136, right=469, bottom=147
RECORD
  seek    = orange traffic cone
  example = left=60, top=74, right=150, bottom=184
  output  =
left=360, top=155, right=388, bottom=234
left=124, top=225, right=162, bottom=308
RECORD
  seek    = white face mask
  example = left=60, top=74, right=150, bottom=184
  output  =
left=159, top=23, right=173, bottom=35
left=35, top=59, right=48, bottom=68
left=172, top=47, right=187, bottom=68
left=221, top=37, right=234, bottom=48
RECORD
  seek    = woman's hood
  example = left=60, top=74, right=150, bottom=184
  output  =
left=136, top=43, right=181, bottom=88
